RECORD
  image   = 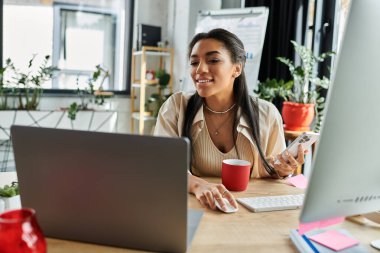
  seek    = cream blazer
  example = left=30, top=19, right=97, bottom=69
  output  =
left=154, top=92, right=286, bottom=178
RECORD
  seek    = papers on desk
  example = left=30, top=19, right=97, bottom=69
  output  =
left=308, top=230, right=359, bottom=251
left=290, top=229, right=368, bottom=253
left=287, top=174, right=308, bottom=189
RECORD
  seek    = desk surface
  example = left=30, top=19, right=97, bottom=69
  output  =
left=1, top=172, right=379, bottom=253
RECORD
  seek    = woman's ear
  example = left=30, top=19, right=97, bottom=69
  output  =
left=234, top=63, right=243, bottom=78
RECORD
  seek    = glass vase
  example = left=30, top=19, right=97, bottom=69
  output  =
left=0, top=208, right=46, bottom=253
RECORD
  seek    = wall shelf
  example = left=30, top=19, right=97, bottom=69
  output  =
left=130, top=46, right=174, bottom=134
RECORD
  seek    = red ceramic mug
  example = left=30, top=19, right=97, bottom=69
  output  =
left=222, top=159, right=251, bottom=191
left=0, top=208, right=46, bottom=253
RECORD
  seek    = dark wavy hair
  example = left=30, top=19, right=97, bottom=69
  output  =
left=183, top=28, right=276, bottom=176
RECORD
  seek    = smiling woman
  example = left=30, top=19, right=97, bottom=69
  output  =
left=154, top=28, right=306, bottom=212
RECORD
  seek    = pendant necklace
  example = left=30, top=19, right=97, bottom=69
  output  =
left=204, top=103, right=236, bottom=114
left=205, top=106, right=235, bottom=135
left=212, top=115, right=232, bottom=135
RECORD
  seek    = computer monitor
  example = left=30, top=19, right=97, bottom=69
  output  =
left=300, top=0, right=380, bottom=223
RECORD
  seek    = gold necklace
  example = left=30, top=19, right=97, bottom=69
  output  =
left=204, top=103, right=236, bottom=114
left=205, top=109, right=235, bottom=135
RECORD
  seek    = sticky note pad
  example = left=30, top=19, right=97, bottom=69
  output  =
left=308, top=230, right=359, bottom=251
left=298, top=217, right=344, bottom=235
left=287, top=174, right=308, bottom=189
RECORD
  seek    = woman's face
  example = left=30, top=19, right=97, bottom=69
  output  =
left=189, top=38, right=241, bottom=101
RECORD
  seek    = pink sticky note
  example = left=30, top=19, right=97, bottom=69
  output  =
left=319, top=217, right=345, bottom=227
left=287, top=174, right=308, bottom=189
left=299, top=217, right=345, bottom=235
left=298, top=220, right=320, bottom=235
left=308, top=230, right=359, bottom=251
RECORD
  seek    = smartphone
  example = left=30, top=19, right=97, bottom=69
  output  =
left=275, top=132, right=320, bottom=164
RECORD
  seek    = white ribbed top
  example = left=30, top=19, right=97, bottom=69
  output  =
left=191, top=122, right=254, bottom=177
left=154, top=92, right=286, bottom=179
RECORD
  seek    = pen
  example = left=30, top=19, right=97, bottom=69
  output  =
left=301, top=234, right=320, bottom=253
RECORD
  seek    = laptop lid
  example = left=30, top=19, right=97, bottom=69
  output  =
left=11, top=125, right=191, bottom=253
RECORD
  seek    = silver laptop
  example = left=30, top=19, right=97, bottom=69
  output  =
left=11, top=125, right=203, bottom=253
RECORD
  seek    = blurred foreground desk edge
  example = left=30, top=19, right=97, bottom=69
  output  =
left=1, top=173, right=378, bottom=253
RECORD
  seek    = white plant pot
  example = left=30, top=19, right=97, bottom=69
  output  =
left=0, top=198, right=4, bottom=213
left=0, top=195, right=21, bottom=211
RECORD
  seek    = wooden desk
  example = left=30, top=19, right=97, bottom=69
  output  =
left=1, top=173, right=379, bottom=253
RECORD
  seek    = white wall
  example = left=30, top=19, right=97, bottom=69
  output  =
left=171, top=0, right=190, bottom=92
left=133, top=0, right=171, bottom=49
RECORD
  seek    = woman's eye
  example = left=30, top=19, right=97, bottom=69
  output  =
left=209, top=58, right=220, bottom=64
left=190, top=61, right=199, bottom=66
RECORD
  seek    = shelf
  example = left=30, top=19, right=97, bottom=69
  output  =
left=131, top=112, right=156, bottom=121
left=133, top=51, right=171, bottom=57
left=132, top=110, right=153, bottom=115
left=94, top=91, right=114, bottom=97
left=132, top=80, right=159, bottom=88
left=131, top=46, right=173, bottom=134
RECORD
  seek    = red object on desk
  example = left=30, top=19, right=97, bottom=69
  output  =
left=222, top=159, right=251, bottom=191
left=0, top=208, right=46, bottom=253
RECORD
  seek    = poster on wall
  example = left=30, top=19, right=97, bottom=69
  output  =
left=194, top=7, right=269, bottom=95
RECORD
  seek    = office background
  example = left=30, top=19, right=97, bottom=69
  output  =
left=0, top=0, right=349, bottom=159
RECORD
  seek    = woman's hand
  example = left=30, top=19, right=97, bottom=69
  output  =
left=269, top=145, right=306, bottom=177
left=188, top=175, right=238, bottom=211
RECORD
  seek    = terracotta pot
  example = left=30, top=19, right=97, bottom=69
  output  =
left=282, top=102, right=315, bottom=131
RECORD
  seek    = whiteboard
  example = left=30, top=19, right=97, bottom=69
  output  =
left=195, top=7, right=269, bottom=95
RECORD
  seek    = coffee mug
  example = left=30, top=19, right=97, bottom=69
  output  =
left=0, top=208, right=46, bottom=253
left=222, top=159, right=251, bottom=191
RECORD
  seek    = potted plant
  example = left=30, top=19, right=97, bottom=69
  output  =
left=0, top=182, right=21, bottom=212
left=68, top=65, right=113, bottom=120
left=254, top=78, right=293, bottom=113
left=147, top=69, right=171, bottom=117
left=0, top=59, right=15, bottom=110
left=277, top=41, right=334, bottom=132
left=4, top=55, right=57, bottom=110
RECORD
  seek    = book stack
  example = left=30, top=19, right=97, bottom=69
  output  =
left=290, top=229, right=369, bottom=253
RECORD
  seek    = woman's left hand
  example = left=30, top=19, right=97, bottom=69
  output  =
left=269, top=145, right=306, bottom=177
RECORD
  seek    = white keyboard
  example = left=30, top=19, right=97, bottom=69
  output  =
left=237, top=194, right=304, bottom=212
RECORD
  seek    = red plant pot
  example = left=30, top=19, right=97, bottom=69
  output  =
left=282, top=102, right=315, bottom=131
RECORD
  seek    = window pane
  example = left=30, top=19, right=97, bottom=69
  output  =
left=3, top=5, right=53, bottom=82
left=3, top=0, right=127, bottom=92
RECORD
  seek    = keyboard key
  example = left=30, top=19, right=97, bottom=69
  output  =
left=237, top=194, right=304, bottom=212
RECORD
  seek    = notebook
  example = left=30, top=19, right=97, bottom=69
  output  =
left=11, top=125, right=202, bottom=253
left=290, top=229, right=369, bottom=253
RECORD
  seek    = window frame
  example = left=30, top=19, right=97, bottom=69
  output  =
left=52, top=3, right=118, bottom=91
left=0, top=0, right=134, bottom=96
left=0, top=0, right=2, bottom=69
left=310, top=0, right=339, bottom=99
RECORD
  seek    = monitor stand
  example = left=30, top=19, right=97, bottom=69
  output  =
left=363, top=212, right=380, bottom=250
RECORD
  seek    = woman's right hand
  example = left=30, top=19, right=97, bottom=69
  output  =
left=189, top=174, right=238, bottom=211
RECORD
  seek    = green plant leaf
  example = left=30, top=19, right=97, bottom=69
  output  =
left=0, top=182, right=19, bottom=197
left=276, top=38, right=335, bottom=128
left=68, top=102, right=79, bottom=120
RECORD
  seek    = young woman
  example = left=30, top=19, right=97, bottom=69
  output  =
left=154, top=28, right=304, bottom=211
